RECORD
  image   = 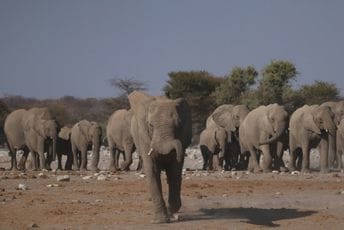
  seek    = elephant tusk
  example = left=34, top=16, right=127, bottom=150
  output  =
left=325, top=129, right=329, bottom=133
left=147, top=148, right=154, bottom=156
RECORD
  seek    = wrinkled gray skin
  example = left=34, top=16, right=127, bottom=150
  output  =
left=336, top=118, right=344, bottom=170
left=4, top=108, right=57, bottom=171
left=106, top=109, right=136, bottom=171
left=321, top=101, right=344, bottom=168
left=129, top=91, right=192, bottom=224
left=289, top=105, right=336, bottom=173
left=239, top=104, right=288, bottom=172
left=205, top=104, right=250, bottom=170
left=199, top=125, right=227, bottom=170
left=71, top=120, right=102, bottom=171
left=56, top=126, right=73, bottom=170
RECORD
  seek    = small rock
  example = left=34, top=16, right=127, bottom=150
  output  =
left=94, top=173, right=99, bottom=177
left=236, top=176, right=241, bottom=180
left=185, top=176, right=190, bottom=180
left=139, top=174, right=146, bottom=178
left=38, top=173, right=48, bottom=179
left=95, top=199, right=103, bottom=203
left=291, top=171, right=300, bottom=175
left=82, top=176, right=93, bottom=180
left=71, top=199, right=81, bottom=203
left=97, top=175, right=107, bottom=181
left=18, top=184, right=28, bottom=190
left=275, top=192, right=281, bottom=196
left=272, top=170, right=279, bottom=174
left=28, top=222, right=38, bottom=228
left=57, top=175, right=70, bottom=182
left=222, top=194, right=227, bottom=197
left=231, top=171, right=238, bottom=176
left=46, top=184, right=60, bottom=188
left=173, top=214, right=181, bottom=221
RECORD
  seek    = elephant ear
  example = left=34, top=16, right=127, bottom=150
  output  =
left=303, top=112, right=321, bottom=135
left=128, top=91, right=155, bottom=147
left=77, top=120, right=91, bottom=141
left=175, top=98, right=192, bottom=148
left=212, top=110, right=236, bottom=132
left=59, top=126, right=72, bottom=140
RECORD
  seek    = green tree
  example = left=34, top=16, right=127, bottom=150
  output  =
left=297, top=80, right=339, bottom=105
left=214, top=66, right=258, bottom=105
left=163, top=71, right=224, bottom=135
left=257, top=60, right=298, bottom=105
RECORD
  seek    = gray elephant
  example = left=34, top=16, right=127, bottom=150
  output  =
left=128, top=91, right=192, bottom=224
left=106, top=109, right=136, bottom=171
left=336, top=118, right=344, bottom=170
left=203, top=104, right=250, bottom=170
left=4, top=108, right=57, bottom=171
left=71, top=120, right=102, bottom=171
left=199, top=125, right=227, bottom=170
left=289, top=105, right=336, bottom=173
left=239, top=104, right=288, bottom=172
left=56, top=126, right=73, bottom=170
left=321, top=101, right=344, bottom=168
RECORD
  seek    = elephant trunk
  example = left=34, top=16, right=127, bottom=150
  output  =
left=326, top=122, right=337, bottom=168
left=91, top=137, right=101, bottom=170
left=150, top=139, right=184, bottom=163
left=259, top=123, right=286, bottom=145
left=52, top=137, right=57, bottom=161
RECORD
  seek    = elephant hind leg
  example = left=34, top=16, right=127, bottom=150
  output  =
left=200, top=145, right=210, bottom=170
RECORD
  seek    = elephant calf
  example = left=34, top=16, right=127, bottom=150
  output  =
left=71, top=120, right=102, bottom=171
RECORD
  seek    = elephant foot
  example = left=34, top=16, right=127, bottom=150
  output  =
left=109, top=167, right=118, bottom=173
left=279, top=166, right=289, bottom=172
left=90, top=167, right=99, bottom=172
left=320, top=168, right=330, bottom=174
left=150, top=216, right=170, bottom=224
left=263, top=168, right=272, bottom=173
left=301, top=168, right=311, bottom=174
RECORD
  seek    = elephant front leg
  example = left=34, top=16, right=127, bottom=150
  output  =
left=120, top=145, right=134, bottom=171
left=247, top=148, right=261, bottom=173
left=80, top=149, right=88, bottom=171
left=108, top=144, right=117, bottom=172
left=301, top=143, right=311, bottom=173
left=319, top=139, right=330, bottom=173
left=71, top=145, right=79, bottom=171
left=166, top=159, right=183, bottom=216
left=260, top=144, right=272, bottom=172
left=143, top=156, right=169, bottom=223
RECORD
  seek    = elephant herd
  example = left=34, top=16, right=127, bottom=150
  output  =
left=200, top=101, right=344, bottom=174
left=3, top=91, right=344, bottom=224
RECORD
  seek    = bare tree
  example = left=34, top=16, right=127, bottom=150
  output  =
left=109, top=77, right=147, bottom=96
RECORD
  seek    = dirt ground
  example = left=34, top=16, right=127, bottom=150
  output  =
left=0, top=148, right=344, bottom=230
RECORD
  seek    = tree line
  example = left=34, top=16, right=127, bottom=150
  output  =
left=0, top=59, right=341, bottom=145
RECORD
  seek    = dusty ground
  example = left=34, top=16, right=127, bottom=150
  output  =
left=0, top=148, right=344, bottom=230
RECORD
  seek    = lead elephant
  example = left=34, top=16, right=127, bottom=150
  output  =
left=129, top=91, right=192, bottom=224
left=239, top=104, right=288, bottom=172
left=71, top=120, right=102, bottom=171
left=4, top=108, right=58, bottom=171
left=289, top=105, right=336, bottom=173
left=321, top=101, right=344, bottom=168
left=106, top=109, right=136, bottom=171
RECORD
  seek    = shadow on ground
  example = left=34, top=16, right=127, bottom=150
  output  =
left=180, top=207, right=317, bottom=227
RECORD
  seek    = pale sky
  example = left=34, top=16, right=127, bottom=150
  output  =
left=1, top=0, right=344, bottom=98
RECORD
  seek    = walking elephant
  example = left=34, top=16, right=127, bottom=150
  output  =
left=106, top=109, right=136, bottom=171
left=336, top=118, right=344, bottom=170
left=129, top=91, right=192, bottom=224
left=56, top=126, right=73, bottom=170
left=199, top=125, right=227, bottom=170
left=321, top=101, right=344, bottom=168
left=239, top=104, right=288, bottom=172
left=4, top=108, right=58, bottom=171
left=71, top=120, right=102, bottom=171
left=204, top=104, right=250, bottom=170
left=289, top=105, right=336, bottom=173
